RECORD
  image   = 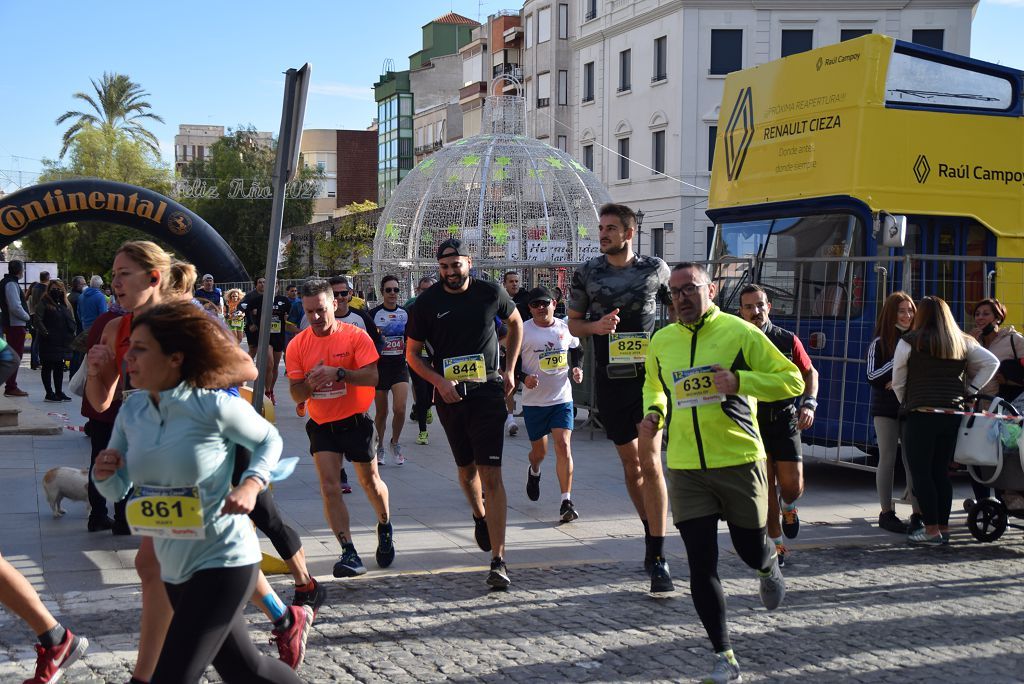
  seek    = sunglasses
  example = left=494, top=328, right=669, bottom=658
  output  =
left=529, top=300, right=552, bottom=308
left=334, top=290, right=350, bottom=298
left=383, top=287, right=400, bottom=294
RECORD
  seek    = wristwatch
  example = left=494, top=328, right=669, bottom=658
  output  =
left=336, top=367, right=348, bottom=383
left=802, top=396, right=818, bottom=411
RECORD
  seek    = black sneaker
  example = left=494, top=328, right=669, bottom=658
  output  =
left=487, top=557, right=511, bottom=590
left=375, top=521, right=395, bottom=568
left=878, top=510, right=908, bottom=534
left=292, top=577, right=327, bottom=618
left=526, top=467, right=541, bottom=501
left=87, top=516, right=114, bottom=532
left=57, top=393, right=73, bottom=402
left=650, top=556, right=674, bottom=594
left=781, top=505, right=800, bottom=539
left=908, top=513, right=924, bottom=534
left=333, top=545, right=367, bottom=578
left=559, top=499, right=579, bottom=523
left=473, top=515, right=491, bottom=552
left=44, top=393, right=61, bottom=403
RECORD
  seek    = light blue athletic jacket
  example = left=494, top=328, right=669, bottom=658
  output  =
left=94, top=382, right=282, bottom=584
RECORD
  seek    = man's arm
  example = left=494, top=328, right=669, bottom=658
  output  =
left=4, top=282, right=30, bottom=324
left=567, top=307, right=620, bottom=338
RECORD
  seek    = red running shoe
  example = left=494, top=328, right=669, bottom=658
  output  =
left=271, top=604, right=313, bottom=670
left=23, top=629, right=88, bottom=684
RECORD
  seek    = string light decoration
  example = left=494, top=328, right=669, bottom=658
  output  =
left=372, top=95, right=612, bottom=292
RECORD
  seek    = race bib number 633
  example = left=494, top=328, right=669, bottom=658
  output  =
left=673, top=365, right=725, bottom=409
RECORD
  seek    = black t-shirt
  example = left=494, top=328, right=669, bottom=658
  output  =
left=510, top=288, right=531, bottom=322
left=240, top=291, right=291, bottom=338
left=406, top=278, right=515, bottom=377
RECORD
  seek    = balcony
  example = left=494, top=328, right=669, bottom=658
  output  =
left=493, top=64, right=522, bottom=80
left=536, top=98, right=550, bottom=108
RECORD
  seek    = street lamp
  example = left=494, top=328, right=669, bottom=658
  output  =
left=636, top=210, right=645, bottom=255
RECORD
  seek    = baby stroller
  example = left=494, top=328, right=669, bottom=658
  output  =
left=954, top=394, right=1024, bottom=542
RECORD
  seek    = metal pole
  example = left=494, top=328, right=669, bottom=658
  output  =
left=253, top=64, right=311, bottom=413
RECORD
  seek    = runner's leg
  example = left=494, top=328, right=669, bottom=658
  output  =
left=478, top=464, right=507, bottom=560
left=312, top=451, right=353, bottom=545
left=133, top=537, right=173, bottom=682
left=389, top=381, right=409, bottom=446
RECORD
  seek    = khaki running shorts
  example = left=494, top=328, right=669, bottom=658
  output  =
left=667, top=459, right=768, bottom=529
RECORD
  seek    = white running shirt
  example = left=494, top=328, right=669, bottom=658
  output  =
left=521, top=318, right=580, bottom=407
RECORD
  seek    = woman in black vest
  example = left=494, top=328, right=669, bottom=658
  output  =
left=867, top=292, right=921, bottom=534
left=36, top=280, right=77, bottom=402
left=892, top=296, right=998, bottom=545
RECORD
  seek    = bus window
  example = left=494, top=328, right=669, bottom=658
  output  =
left=714, top=213, right=865, bottom=318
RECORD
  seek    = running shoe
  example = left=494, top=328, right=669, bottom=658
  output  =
left=487, top=556, right=511, bottom=590
left=473, top=515, right=491, bottom=552
left=878, top=511, right=907, bottom=534
left=559, top=499, right=579, bottom=523
left=292, top=578, right=327, bottom=618
left=781, top=505, right=800, bottom=539
left=526, top=466, right=541, bottom=501
left=376, top=444, right=386, bottom=466
left=376, top=521, right=396, bottom=568
left=416, top=430, right=429, bottom=445
left=271, top=604, right=313, bottom=670
left=650, top=556, right=674, bottom=595
left=426, top=408, right=433, bottom=425
left=295, top=401, right=306, bottom=418
left=57, top=393, right=72, bottom=402
left=505, top=414, right=518, bottom=436
left=758, top=559, right=786, bottom=610
left=908, top=512, right=924, bottom=534
left=44, top=393, right=61, bottom=403
left=908, top=528, right=943, bottom=546
left=24, top=628, right=88, bottom=684
left=775, top=542, right=787, bottom=568
left=702, top=651, right=742, bottom=683
left=333, top=545, right=367, bottom=578
left=391, top=443, right=405, bottom=466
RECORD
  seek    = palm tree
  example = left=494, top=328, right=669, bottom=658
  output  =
left=55, top=72, right=165, bottom=159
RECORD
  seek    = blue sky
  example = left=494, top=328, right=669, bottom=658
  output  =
left=1, top=0, right=1021, bottom=193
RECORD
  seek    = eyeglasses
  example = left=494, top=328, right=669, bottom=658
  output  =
left=529, top=300, right=552, bottom=308
left=669, top=283, right=708, bottom=298
left=383, top=287, right=400, bottom=294
left=334, top=290, right=350, bottom=298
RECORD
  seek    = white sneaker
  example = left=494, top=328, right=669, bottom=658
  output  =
left=391, top=443, right=405, bottom=466
left=376, top=443, right=386, bottom=466
left=505, top=414, right=518, bottom=437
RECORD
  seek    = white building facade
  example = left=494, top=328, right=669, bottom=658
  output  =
left=573, top=0, right=979, bottom=262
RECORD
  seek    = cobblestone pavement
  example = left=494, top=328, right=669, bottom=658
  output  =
left=2, top=531, right=1023, bottom=683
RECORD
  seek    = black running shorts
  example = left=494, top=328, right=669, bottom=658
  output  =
left=376, top=360, right=410, bottom=390
left=594, top=370, right=644, bottom=446
left=758, top=408, right=802, bottom=462
left=305, top=413, right=375, bottom=462
left=435, top=380, right=507, bottom=467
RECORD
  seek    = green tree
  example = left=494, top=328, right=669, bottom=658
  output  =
left=20, top=126, right=173, bottom=275
left=55, top=72, right=164, bottom=159
left=179, top=126, right=317, bottom=278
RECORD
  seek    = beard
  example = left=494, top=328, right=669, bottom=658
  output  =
left=601, top=242, right=627, bottom=255
left=445, top=273, right=469, bottom=289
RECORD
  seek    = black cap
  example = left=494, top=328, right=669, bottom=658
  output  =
left=527, top=286, right=554, bottom=304
left=436, top=238, right=470, bottom=261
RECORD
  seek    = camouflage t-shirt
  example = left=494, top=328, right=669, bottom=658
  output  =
left=569, top=254, right=671, bottom=367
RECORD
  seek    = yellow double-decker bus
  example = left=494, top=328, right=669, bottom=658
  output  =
left=707, top=34, right=1024, bottom=466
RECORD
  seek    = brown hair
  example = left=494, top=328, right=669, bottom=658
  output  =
left=598, top=202, right=637, bottom=230
left=168, top=260, right=198, bottom=299
left=972, top=298, right=1006, bottom=325
left=907, top=296, right=968, bottom=360
left=874, top=291, right=916, bottom=357
left=132, top=302, right=244, bottom=389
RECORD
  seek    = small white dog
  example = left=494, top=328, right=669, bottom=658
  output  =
left=42, top=467, right=90, bottom=518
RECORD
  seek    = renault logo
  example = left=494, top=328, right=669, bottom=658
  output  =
left=913, top=154, right=931, bottom=184
left=725, top=87, right=755, bottom=181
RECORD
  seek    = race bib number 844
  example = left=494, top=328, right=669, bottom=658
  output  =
left=443, top=354, right=487, bottom=383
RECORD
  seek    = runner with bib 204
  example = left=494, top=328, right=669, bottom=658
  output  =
left=567, top=202, right=675, bottom=596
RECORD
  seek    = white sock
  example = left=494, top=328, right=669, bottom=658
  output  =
left=561, top=492, right=570, bottom=502
left=530, top=466, right=541, bottom=476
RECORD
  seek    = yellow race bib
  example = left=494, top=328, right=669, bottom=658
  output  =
left=538, top=350, right=568, bottom=375
left=270, top=320, right=282, bottom=334
left=609, top=332, right=650, bottom=364
left=672, top=366, right=725, bottom=409
left=126, top=485, right=205, bottom=540
left=443, top=354, right=486, bottom=383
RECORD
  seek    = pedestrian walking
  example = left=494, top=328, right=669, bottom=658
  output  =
left=1, top=259, right=32, bottom=396
left=36, top=281, right=77, bottom=402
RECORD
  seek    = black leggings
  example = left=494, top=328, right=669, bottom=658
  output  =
left=40, top=360, right=64, bottom=395
left=902, top=412, right=959, bottom=526
left=153, top=564, right=301, bottom=683
left=411, top=367, right=434, bottom=432
left=677, top=514, right=773, bottom=653
left=233, top=446, right=303, bottom=560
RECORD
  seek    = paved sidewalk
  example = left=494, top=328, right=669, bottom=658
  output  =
left=1, top=367, right=1023, bottom=682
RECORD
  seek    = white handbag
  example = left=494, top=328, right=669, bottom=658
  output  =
left=68, top=362, right=88, bottom=398
left=953, top=397, right=1010, bottom=467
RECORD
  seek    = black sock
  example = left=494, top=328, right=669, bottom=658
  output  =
left=647, top=535, right=665, bottom=559
left=274, top=609, right=295, bottom=632
left=641, top=518, right=651, bottom=538
left=38, top=624, right=66, bottom=649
